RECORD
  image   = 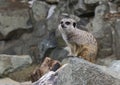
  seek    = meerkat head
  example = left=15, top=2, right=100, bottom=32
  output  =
left=58, top=18, right=77, bottom=32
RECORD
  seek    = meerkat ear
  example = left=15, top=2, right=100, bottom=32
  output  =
left=73, top=22, right=76, bottom=28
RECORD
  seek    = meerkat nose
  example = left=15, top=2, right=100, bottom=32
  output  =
left=61, top=24, right=66, bottom=28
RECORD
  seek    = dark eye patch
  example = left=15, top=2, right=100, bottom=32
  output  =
left=73, top=22, right=76, bottom=27
left=65, top=21, right=70, bottom=25
left=60, top=21, right=63, bottom=24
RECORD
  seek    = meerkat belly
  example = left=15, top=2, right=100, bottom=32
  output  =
left=70, top=43, right=97, bottom=63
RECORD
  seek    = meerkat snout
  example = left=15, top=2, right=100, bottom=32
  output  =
left=60, top=21, right=66, bottom=28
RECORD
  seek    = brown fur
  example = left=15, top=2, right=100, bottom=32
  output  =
left=70, top=43, right=97, bottom=63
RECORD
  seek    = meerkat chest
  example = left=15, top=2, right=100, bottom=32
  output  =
left=61, top=32, right=70, bottom=45
left=59, top=28, right=70, bottom=45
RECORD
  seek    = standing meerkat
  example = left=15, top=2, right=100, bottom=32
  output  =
left=58, top=18, right=98, bottom=63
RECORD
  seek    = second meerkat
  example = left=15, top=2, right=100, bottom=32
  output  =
left=58, top=18, right=98, bottom=63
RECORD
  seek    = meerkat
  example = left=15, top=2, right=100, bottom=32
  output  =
left=58, top=18, right=98, bottom=63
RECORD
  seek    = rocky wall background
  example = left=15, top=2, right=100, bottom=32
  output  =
left=0, top=0, right=120, bottom=84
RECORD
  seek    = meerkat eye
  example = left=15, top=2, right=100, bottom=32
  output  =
left=65, top=21, right=70, bottom=25
left=73, top=22, right=76, bottom=27
left=60, top=21, right=63, bottom=24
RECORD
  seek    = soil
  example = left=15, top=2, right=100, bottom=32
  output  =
left=7, top=64, right=39, bottom=82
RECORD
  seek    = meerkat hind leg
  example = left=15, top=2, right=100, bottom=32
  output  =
left=78, top=46, right=96, bottom=63
left=76, top=45, right=95, bottom=63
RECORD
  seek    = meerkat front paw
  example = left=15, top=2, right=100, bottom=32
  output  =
left=64, top=46, right=72, bottom=55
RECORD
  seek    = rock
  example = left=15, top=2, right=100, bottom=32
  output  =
left=50, top=47, right=69, bottom=61
left=0, top=0, right=11, bottom=7
left=38, top=31, right=57, bottom=60
left=75, top=0, right=86, bottom=11
left=74, top=0, right=94, bottom=17
left=21, top=81, right=32, bottom=85
left=114, top=20, right=120, bottom=59
left=32, top=71, right=57, bottom=85
left=84, top=0, right=107, bottom=4
left=109, top=60, right=120, bottom=73
left=0, top=54, right=32, bottom=76
left=0, top=2, right=32, bottom=39
left=0, top=40, right=23, bottom=54
left=0, top=78, right=20, bottom=85
left=30, top=57, right=61, bottom=82
left=0, top=78, right=32, bottom=85
left=32, top=1, right=49, bottom=21
left=46, top=0, right=59, bottom=4
left=77, top=18, right=89, bottom=31
left=108, top=1, right=118, bottom=13
left=33, top=21, right=48, bottom=37
left=96, top=55, right=117, bottom=66
left=109, top=0, right=120, bottom=7
left=46, top=10, right=60, bottom=30
left=8, top=64, right=37, bottom=82
left=46, top=5, right=57, bottom=19
left=0, top=41, right=5, bottom=51
left=56, top=58, right=120, bottom=85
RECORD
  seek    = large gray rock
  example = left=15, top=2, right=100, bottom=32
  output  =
left=56, top=58, right=120, bottom=85
left=0, top=54, right=32, bottom=76
left=0, top=2, right=32, bottom=38
left=32, top=1, right=49, bottom=21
